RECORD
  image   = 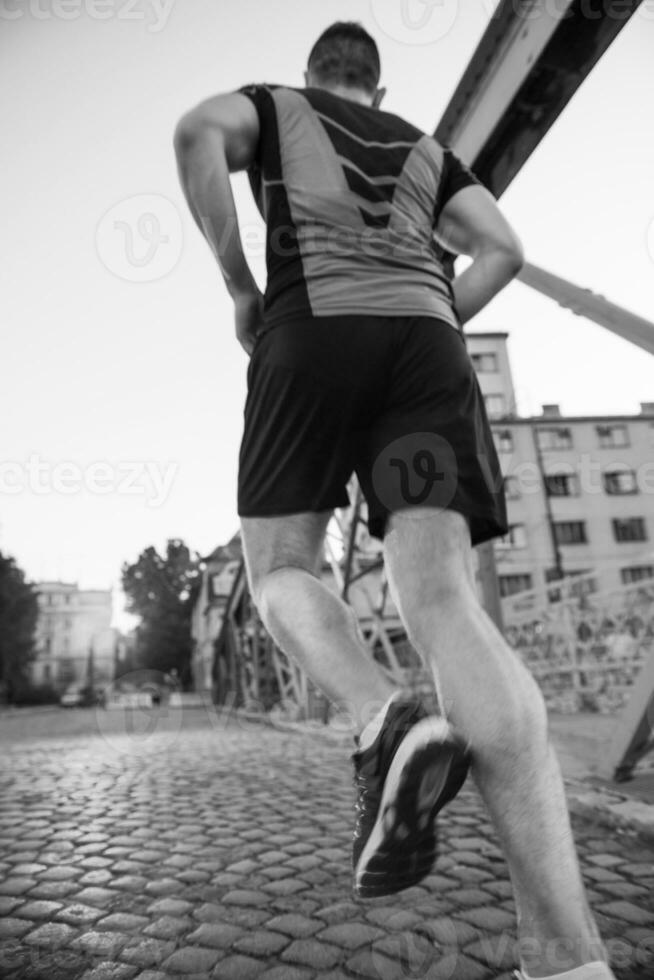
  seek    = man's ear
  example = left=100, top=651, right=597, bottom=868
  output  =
left=372, top=86, right=386, bottom=109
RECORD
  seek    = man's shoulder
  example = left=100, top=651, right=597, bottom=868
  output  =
left=238, top=84, right=447, bottom=155
left=302, top=88, right=428, bottom=144
left=239, top=82, right=288, bottom=96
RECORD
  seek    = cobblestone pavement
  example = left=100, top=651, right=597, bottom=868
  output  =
left=1, top=713, right=654, bottom=980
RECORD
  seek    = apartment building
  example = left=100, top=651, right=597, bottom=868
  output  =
left=190, top=534, right=242, bottom=692
left=465, top=330, right=518, bottom=420
left=32, top=582, right=115, bottom=689
left=466, top=331, right=654, bottom=597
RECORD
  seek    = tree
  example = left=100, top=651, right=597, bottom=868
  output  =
left=121, top=539, right=201, bottom=687
left=0, top=552, right=39, bottom=703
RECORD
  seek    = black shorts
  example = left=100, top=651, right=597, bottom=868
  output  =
left=237, top=315, right=508, bottom=546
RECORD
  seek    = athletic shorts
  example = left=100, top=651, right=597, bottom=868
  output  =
left=237, top=315, right=508, bottom=546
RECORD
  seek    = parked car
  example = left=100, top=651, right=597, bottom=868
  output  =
left=59, top=684, right=105, bottom=708
left=60, top=685, right=84, bottom=707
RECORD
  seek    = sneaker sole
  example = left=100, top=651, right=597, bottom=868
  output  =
left=353, top=715, right=468, bottom=897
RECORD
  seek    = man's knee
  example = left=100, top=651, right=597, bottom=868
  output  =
left=487, top=668, right=549, bottom=759
left=400, top=573, right=478, bottom=644
left=249, top=564, right=312, bottom=625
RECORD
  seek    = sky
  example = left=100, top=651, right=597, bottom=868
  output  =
left=1, top=0, right=654, bottom=624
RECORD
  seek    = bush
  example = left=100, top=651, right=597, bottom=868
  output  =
left=11, top=681, right=60, bottom=706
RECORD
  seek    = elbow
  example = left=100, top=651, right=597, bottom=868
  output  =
left=174, top=112, right=227, bottom=166
left=511, top=236, right=526, bottom=273
left=173, top=115, right=197, bottom=159
left=496, top=238, right=525, bottom=278
left=507, top=229, right=526, bottom=274
left=507, top=244, right=525, bottom=276
left=473, top=233, right=525, bottom=277
left=174, top=110, right=213, bottom=158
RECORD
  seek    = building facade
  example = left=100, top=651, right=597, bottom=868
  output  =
left=466, top=331, right=654, bottom=599
left=32, top=582, right=115, bottom=689
left=190, top=534, right=242, bottom=693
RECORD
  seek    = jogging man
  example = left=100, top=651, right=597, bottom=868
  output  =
left=175, top=22, right=615, bottom=980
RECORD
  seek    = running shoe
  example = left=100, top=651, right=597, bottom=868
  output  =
left=512, top=965, right=614, bottom=980
left=351, top=696, right=470, bottom=899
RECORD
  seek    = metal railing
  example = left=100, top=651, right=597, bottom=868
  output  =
left=502, top=572, right=654, bottom=712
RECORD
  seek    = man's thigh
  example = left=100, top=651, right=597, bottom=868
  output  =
left=240, top=511, right=333, bottom=599
left=383, top=507, right=476, bottom=612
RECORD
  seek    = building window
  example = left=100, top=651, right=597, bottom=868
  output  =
left=603, top=468, right=638, bottom=495
left=597, top=424, right=629, bottom=448
left=503, top=475, right=520, bottom=500
left=612, top=517, right=647, bottom=543
left=43, top=664, right=51, bottom=681
left=620, top=565, right=654, bottom=585
left=64, top=617, right=72, bottom=630
left=494, top=429, right=513, bottom=453
left=544, top=473, right=579, bottom=497
left=537, top=427, right=573, bottom=450
left=553, top=521, right=587, bottom=545
left=567, top=571, right=597, bottom=598
left=497, top=524, right=527, bottom=548
left=484, top=394, right=506, bottom=419
left=471, top=352, right=498, bottom=373
left=499, top=573, right=533, bottom=597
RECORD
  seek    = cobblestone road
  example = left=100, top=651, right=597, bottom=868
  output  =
left=1, top=712, right=654, bottom=980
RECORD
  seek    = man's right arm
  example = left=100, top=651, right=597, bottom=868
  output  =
left=174, top=92, right=264, bottom=354
left=435, top=184, right=525, bottom=325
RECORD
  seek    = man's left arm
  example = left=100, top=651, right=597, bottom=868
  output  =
left=174, top=92, right=262, bottom=354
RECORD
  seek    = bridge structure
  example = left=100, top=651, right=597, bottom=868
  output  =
left=213, top=0, right=654, bottom=778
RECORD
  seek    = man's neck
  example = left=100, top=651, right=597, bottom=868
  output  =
left=317, top=83, right=373, bottom=107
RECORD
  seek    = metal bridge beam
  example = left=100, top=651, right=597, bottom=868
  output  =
left=435, top=0, right=644, bottom=198
left=517, top=261, right=654, bottom=355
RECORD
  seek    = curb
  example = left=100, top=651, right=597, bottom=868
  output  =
left=232, top=707, right=354, bottom=746
left=0, top=705, right=62, bottom=719
left=566, top=779, right=654, bottom=845
left=233, top=708, right=654, bottom=845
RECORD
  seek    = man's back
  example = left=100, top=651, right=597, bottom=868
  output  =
left=239, top=84, right=481, bottom=329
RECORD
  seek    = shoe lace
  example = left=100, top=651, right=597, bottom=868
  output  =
left=352, top=767, right=380, bottom=838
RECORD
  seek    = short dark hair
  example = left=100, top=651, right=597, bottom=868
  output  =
left=307, top=22, right=380, bottom=95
